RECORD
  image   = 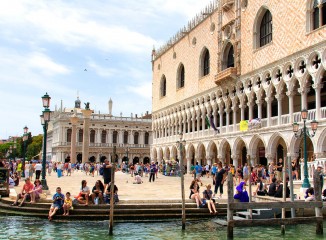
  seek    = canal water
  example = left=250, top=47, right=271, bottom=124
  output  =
left=1, top=216, right=325, bottom=240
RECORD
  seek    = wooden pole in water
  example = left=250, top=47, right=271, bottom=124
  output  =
left=287, top=155, right=295, bottom=218
left=247, top=156, right=252, bottom=219
left=109, top=146, right=116, bottom=236
left=227, top=173, right=234, bottom=239
left=281, top=158, right=286, bottom=235
left=313, top=169, right=323, bottom=235
left=179, top=139, right=186, bottom=230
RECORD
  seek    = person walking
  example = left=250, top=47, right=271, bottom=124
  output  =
left=149, top=161, right=156, bottom=182
left=34, top=162, right=42, bottom=180
left=214, top=162, right=226, bottom=199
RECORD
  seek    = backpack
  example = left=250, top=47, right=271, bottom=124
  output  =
left=99, top=167, right=104, bottom=176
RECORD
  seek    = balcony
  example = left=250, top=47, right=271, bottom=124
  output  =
left=215, top=67, right=237, bottom=85
left=222, top=0, right=234, bottom=11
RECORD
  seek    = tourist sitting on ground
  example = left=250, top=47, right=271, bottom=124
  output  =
left=104, top=182, right=119, bottom=204
left=254, top=178, right=267, bottom=196
left=304, top=187, right=315, bottom=202
left=322, top=189, right=326, bottom=201
left=274, top=179, right=290, bottom=198
left=91, top=180, right=104, bottom=204
left=9, top=175, right=15, bottom=188
left=133, top=173, right=143, bottom=184
left=202, top=184, right=217, bottom=214
left=63, top=192, right=73, bottom=216
left=13, top=172, right=19, bottom=186
left=11, top=178, right=34, bottom=207
left=189, top=179, right=203, bottom=208
left=268, top=178, right=277, bottom=196
left=234, top=182, right=249, bottom=202
left=48, top=187, right=65, bottom=221
left=30, top=179, right=43, bottom=203
left=76, top=180, right=90, bottom=205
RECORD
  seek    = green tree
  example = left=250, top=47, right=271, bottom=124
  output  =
left=26, top=135, right=43, bottom=160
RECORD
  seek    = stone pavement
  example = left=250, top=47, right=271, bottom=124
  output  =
left=12, top=170, right=304, bottom=201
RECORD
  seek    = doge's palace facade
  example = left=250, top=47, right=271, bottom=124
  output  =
left=151, top=0, right=326, bottom=177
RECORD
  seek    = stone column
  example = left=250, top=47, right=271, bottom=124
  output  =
left=232, top=106, right=237, bottom=132
left=96, top=129, right=101, bottom=144
left=276, top=94, right=284, bottom=125
left=256, top=100, right=262, bottom=119
left=187, top=158, right=191, bottom=174
left=219, top=106, right=224, bottom=129
left=197, top=115, right=200, bottom=132
left=201, top=114, right=205, bottom=131
left=300, top=87, right=308, bottom=110
left=225, top=108, right=230, bottom=133
left=265, top=97, right=273, bottom=127
left=119, top=130, right=123, bottom=144
left=70, top=114, right=78, bottom=164
left=81, top=109, right=92, bottom=163
left=248, top=101, right=254, bottom=120
left=287, top=91, right=294, bottom=123
left=314, top=83, right=322, bottom=120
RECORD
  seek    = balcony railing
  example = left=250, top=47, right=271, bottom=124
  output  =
left=153, top=107, right=326, bottom=144
left=52, top=142, right=149, bottom=148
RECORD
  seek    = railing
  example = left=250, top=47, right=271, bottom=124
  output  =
left=152, top=107, right=326, bottom=143
left=52, top=142, right=149, bottom=148
left=304, top=158, right=326, bottom=180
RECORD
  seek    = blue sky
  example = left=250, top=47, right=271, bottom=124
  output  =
left=0, top=0, right=212, bottom=139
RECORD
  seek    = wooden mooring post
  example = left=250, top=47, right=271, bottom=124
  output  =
left=227, top=173, right=234, bottom=239
left=313, top=169, right=323, bottom=235
left=281, top=158, right=286, bottom=235
left=109, top=146, right=116, bottom=235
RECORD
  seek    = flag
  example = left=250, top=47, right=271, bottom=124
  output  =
left=240, top=120, right=248, bottom=132
left=205, top=116, right=210, bottom=128
left=209, top=115, right=220, bottom=133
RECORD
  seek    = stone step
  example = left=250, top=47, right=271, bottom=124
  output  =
left=236, top=211, right=259, bottom=219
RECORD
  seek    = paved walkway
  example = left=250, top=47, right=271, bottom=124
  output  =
left=12, top=170, right=304, bottom=201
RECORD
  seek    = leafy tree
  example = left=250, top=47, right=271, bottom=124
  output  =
left=26, top=135, right=43, bottom=160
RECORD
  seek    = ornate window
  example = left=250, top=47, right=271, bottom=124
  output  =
left=101, top=130, right=107, bottom=143
left=160, top=75, right=167, bottom=97
left=78, top=129, right=83, bottom=142
left=310, top=0, right=326, bottom=30
left=144, top=132, right=149, bottom=145
left=134, top=132, right=139, bottom=144
left=112, top=131, right=118, bottom=144
left=202, top=49, right=210, bottom=76
left=313, top=0, right=320, bottom=29
left=66, top=129, right=72, bottom=142
left=260, top=10, right=272, bottom=47
left=222, top=43, right=235, bottom=70
left=90, top=130, right=95, bottom=143
left=177, top=64, right=185, bottom=89
left=123, top=131, right=128, bottom=144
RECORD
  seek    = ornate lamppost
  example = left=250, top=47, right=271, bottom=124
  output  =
left=40, top=93, right=51, bottom=190
left=13, top=139, right=17, bottom=161
left=22, top=126, right=29, bottom=178
left=292, top=109, right=318, bottom=188
left=176, top=132, right=186, bottom=230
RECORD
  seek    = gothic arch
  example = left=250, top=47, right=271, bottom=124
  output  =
left=316, top=127, right=326, bottom=155
left=253, top=6, right=272, bottom=49
left=232, top=136, right=249, bottom=156
left=199, top=47, right=210, bottom=77
left=266, top=132, right=289, bottom=156
left=221, top=41, right=235, bottom=70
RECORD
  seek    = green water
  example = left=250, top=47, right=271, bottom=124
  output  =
left=1, top=216, right=325, bottom=240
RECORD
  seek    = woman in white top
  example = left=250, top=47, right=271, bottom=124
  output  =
left=77, top=180, right=90, bottom=205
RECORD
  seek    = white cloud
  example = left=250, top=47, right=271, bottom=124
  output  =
left=29, top=52, right=70, bottom=76
left=87, top=60, right=116, bottom=77
left=127, top=82, right=152, bottom=100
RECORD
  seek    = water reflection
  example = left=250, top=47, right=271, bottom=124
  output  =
left=1, top=216, right=325, bottom=240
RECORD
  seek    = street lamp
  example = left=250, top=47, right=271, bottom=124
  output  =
left=292, top=109, right=318, bottom=188
left=176, top=132, right=186, bottom=230
left=40, top=92, right=51, bottom=190
left=22, top=126, right=29, bottom=178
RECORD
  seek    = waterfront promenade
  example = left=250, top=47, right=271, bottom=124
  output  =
left=11, top=170, right=303, bottom=201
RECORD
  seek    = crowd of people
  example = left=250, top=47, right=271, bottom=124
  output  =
left=2, top=157, right=326, bottom=221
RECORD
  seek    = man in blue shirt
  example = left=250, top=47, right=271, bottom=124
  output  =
left=195, top=162, right=203, bottom=185
left=48, top=187, right=65, bottom=221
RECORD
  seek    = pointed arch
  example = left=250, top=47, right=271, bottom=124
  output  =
left=200, top=47, right=210, bottom=77
left=253, top=6, right=273, bottom=49
left=177, top=63, right=185, bottom=89
left=160, top=75, right=167, bottom=97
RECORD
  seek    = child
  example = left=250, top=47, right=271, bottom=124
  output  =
left=63, top=192, right=73, bottom=216
left=48, top=187, right=64, bottom=221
